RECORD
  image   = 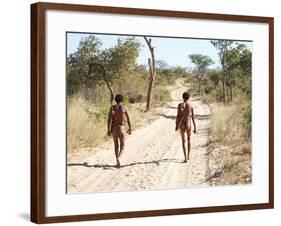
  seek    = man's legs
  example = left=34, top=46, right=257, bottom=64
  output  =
left=187, top=135, right=191, bottom=160
left=187, top=127, right=191, bottom=160
left=180, top=129, right=187, bottom=163
left=118, top=126, right=125, bottom=158
left=112, top=128, right=120, bottom=168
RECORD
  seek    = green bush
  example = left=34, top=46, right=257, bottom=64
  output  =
left=155, top=69, right=176, bottom=86
left=153, top=87, right=171, bottom=102
left=85, top=105, right=108, bottom=122
left=128, top=93, right=144, bottom=103
left=242, top=103, right=252, bottom=138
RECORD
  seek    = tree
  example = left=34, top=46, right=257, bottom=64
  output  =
left=67, top=35, right=141, bottom=104
left=211, top=40, right=234, bottom=102
left=102, top=37, right=141, bottom=79
left=88, top=62, right=114, bottom=103
left=67, top=36, right=102, bottom=95
left=239, top=47, right=252, bottom=97
left=189, top=54, right=214, bottom=95
left=224, top=47, right=240, bottom=101
left=224, top=44, right=252, bottom=99
left=143, top=36, right=156, bottom=112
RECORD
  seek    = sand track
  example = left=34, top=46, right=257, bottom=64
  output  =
left=67, top=82, right=211, bottom=193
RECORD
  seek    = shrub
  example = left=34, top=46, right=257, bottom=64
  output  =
left=242, top=102, right=252, bottom=138
left=152, top=87, right=171, bottom=103
left=67, top=95, right=108, bottom=151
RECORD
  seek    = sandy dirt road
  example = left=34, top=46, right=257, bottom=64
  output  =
left=67, top=82, right=211, bottom=193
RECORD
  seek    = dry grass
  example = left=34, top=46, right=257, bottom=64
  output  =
left=208, top=99, right=252, bottom=185
left=67, top=93, right=169, bottom=153
left=210, top=103, right=244, bottom=143
left=67, top=95, right=107, bottom=152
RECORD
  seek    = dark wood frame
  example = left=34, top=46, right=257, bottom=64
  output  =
left=31, top=2, right=274, bottom=224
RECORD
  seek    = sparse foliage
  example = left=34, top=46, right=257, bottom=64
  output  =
left=211, top=40, right=234, bottom=102
left=189, top=54, right=214, bottom=95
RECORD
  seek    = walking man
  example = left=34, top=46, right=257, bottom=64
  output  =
left=107, top=94, right=132, bottom=168
left=175, top=92, right=196, bottom=162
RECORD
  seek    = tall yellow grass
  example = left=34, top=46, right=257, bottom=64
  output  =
left=67, top=93, right=167, bottom=152
left=210, top=103, right=244, bottom=143
left=209, top=99, right=252, bottom=185
left=67, top=95, right=107, bottom=152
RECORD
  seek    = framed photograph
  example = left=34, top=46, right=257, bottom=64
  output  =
left=31, top=2, right=274, bottom=224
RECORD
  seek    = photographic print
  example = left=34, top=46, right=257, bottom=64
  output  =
left=66, top=33, right=253, bottom=193
left=31, top=3, right=273, bottom=222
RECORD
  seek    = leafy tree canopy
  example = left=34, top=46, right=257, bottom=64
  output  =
left=67, top=35, right=141, bottom=95
left=189, top=54, right=214, bottom=73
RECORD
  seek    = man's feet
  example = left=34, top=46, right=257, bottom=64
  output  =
left=183, top=159, right=187, bottom=163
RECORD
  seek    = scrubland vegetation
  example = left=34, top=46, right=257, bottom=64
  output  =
left=67, top=81, right=172, bottom=150
left=187, top=41, right=252, bottom=185
left=67, top=34, right=252, bottom=185
left=66, top=35, right=184, bottom=151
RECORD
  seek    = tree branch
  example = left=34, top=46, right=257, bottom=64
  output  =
left=144, top=36, right=156, bottom=78
left=88, top=62, right=114, bottom=104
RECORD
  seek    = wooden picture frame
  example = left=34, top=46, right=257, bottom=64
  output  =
left=31, top=2, right=274, bottom=224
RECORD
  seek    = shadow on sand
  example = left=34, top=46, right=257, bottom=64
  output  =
left=157, top=113, right=210, bottom=121
left=167, top=105, right=178, bottom=109
left=194, top=114, right=210, bottom=120
left=157, top=113, right=177, bottom=120
left=68, top=158, right=184, bottom=170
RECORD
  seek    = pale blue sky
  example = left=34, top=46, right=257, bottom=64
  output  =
left=67, top=32, right=252, bottom=69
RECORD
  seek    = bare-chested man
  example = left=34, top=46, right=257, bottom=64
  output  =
left=107, top=94, right=132, bottom=168
left=175, top=92, right=196, bottom=162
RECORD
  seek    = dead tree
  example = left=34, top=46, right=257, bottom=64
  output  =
left=143, top=36, right=156, bottom=112
left=88, top=62, right=114, bottom=105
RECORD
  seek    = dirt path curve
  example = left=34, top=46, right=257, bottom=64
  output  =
left=67, top=81, right=211, bottom=193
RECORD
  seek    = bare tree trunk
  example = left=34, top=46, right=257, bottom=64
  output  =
left=230, top=84, right=233, bottom=102
left=198, top=72, right=204, bottom=96
left=221, top=57, right=227, bottom=103
left=88, top=62, right=114, bottom=105
left=144, top=37, right=156, bottom=112
left=230, top=74, right=234, bottom=102
left=223, top=78, right=226, bottom=103
left=146, top=75, right=154, bottom=111
left=222, top=72, right=226, bottom=103
left=198, top=77, right=202, bottom=96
